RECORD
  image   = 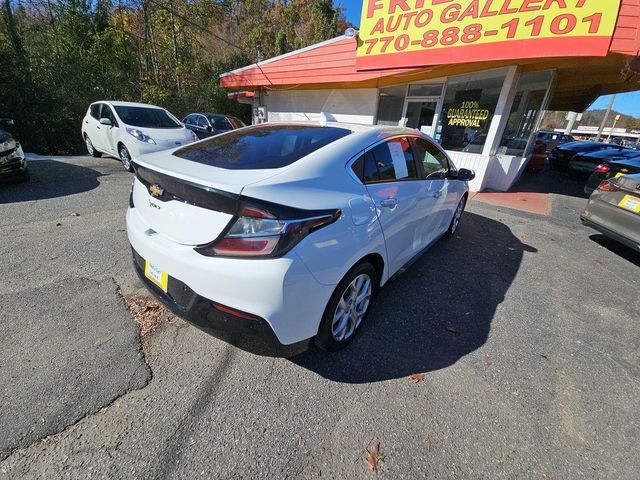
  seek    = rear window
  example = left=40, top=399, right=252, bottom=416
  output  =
left=173, top=125, right=351, bottom=170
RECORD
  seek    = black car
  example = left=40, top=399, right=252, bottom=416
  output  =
left=0, top=118, right=28, bottom=182
left=584, top=157, right=640, bottom=195
left=549, top=141, right=625, bottom=170
left=568, top=147, right=640, bottom=176
left=182, top=113, right=246, bottom=139
left=536, top=131, right=575, bottom=153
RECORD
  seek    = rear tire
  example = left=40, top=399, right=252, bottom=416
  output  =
left=315, top=262, right=377, bottom=352
left=445, top=195, right=467, bottom=238
left=84, top=135, right=102, bottom=158
left=119, top=144, right=134, bottom=172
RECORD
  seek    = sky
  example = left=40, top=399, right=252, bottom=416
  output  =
left=332, top=0, right=640, bottom=119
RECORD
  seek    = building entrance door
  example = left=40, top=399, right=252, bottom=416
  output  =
left=403, top=98, right=439, bottom=137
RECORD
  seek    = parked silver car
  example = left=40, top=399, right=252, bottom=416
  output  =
left=581, top=173, right=640, bottom=252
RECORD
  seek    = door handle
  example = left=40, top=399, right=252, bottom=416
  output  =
left=96, top=126, right=101, bottom=129
left=380, top=197, right=399, bottom=208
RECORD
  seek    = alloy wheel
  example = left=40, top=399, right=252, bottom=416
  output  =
left=85, top=136, right=94, bottom=155
left=120, top=146, right=132, bottom=171
left=331, top=273, right=372, bottom=342
left=451, top=197, right=466, bottom=234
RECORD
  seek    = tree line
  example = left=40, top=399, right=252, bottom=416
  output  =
left=542, top=109, right=640, bottom=133
left=0, top=0, right=349, bottom=154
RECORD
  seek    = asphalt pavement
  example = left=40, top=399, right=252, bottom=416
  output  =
left=0, top=155, right=638, bottom=479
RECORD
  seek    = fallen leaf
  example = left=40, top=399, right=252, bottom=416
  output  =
left=511, top=390, right=520, bottom=396
left=124, top=294, right=166, bottom=337
left=540, top=354, right=549, bottom=361
left=484, top=354, right=493, bottom=366
left=594, top=258, right=604, bottom=265
left=445, top=325, right=460, bottom=336
left=408, top=373, right=425, bottom=383
left=549, top=236, right=556, bottom=241
left=366, top=440, right=382, bottom=472
left=70, top=212, right=80, bottom=217
left=56, top=222, right=62, bottom=227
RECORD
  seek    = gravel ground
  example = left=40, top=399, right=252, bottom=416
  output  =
left=1, top=156, right=638, bottom=479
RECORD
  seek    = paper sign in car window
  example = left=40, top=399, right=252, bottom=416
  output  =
left=388, top=142, right=408, bottom=179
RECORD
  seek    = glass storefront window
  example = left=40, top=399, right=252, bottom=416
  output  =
left=376, top=85, right=405, bottom=126
left=437, top=70, right=507, bottom=153
left=407, top=84, right=443, bottom=97
left=498, top=71, right=553, bottom=157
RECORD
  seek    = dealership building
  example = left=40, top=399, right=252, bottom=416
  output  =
left=222, top=1, right=640, bottom=192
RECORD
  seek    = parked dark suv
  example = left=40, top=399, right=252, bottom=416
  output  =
left=0, top=118, right=28, bottom=182
left=182, top=113, right=246, bottom=139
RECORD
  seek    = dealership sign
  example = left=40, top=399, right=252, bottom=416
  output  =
left=356, top=0, right=622, bottom=70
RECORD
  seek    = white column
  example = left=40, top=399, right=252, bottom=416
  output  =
left=482, top=66, right=520, bottom=157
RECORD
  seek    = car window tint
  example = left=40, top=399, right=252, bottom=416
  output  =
left=101, top=105, right=118, bottom=126
left=412, top=137, right=449, bottom=179
left=195, top=115, right=209, bottom=128
left=368, top=137, right=418, bottom=182
left=183, top=114, right=195, bottom=125
left=229, top=117, right=246, bottom=128
left=210, top=116, right=233, bottom=131
left=173, top=125, right=351, bottom=170
left=363, top=151, right=379, bottom=182
left=350, top=151, right=379, bottom=183
left=114, top=106, right=181, bottom=129
left=90, top=104, right=101, bottom=120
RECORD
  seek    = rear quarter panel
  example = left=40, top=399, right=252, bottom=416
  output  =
left=240, top=141, right=389, bottom=287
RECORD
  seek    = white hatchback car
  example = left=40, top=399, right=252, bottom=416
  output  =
left=127, top=123, right=474, bottom=356
left=81, top=101, right=197, bottom=171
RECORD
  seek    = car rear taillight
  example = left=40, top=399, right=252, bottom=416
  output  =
left=597, top=180, right=620, bottom=192
left=595, top=164, right=610, bottom=174
left=195, top=204, right=341, bottom=258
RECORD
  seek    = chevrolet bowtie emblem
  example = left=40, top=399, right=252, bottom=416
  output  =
left=149, top=184, right=164, bottom=197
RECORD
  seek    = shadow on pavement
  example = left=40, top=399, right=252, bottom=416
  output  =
left=589, top=234, right=640, bottom=267
left=291, top=212, right=537, bottom=383
left=0, top=159, right=103, bottom=204
left=511, top=166, right=589, bottom=199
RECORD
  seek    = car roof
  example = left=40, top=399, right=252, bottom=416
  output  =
left=93, top=101, right=165, bottom=109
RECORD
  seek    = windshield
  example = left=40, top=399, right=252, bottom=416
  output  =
left=114, top=106, right=181, bottom=129
left=173, top=125, right=351, bottom=170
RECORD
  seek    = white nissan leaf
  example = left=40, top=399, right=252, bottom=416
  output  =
left=81, top=101, right=197, bottom=171
left=126, top=123, right=474, bottom=356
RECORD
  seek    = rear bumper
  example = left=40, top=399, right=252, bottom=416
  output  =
left=126, top=207, right=335, bottom=353
left=132, top=250, right=310, bottom=356
left=568, top=160, right=596, bottom=174
left=581, top=199, right=640, bottom=252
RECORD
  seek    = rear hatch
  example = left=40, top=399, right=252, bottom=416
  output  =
left=597, top=174, right=640, bottom=217
left=131, top=158, right=280, bottom=246
left=130, top=124, right=352, bottom=246
left=615, top=174, right=640, bottom=215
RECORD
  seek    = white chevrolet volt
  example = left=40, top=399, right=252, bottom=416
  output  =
left=81, top=101, right=197, bottom=171
left=126, top=123, right=474, bottom=356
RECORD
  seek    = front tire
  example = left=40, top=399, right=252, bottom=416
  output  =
left=315, top=262, right=377, bottom=352
left=84, top=135, right=102, bottom=158
left=445, top=195, right=467, bottom=238
left=119, top=145, right=134, bottom=172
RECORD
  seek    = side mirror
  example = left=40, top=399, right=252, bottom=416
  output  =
left=456, top=168, right=476, bottom=181
left=0, top=118, right=14, bottom=127
left=99, top=117, right=112, bottom=126
left=206, top=125, right=213, bottom=132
